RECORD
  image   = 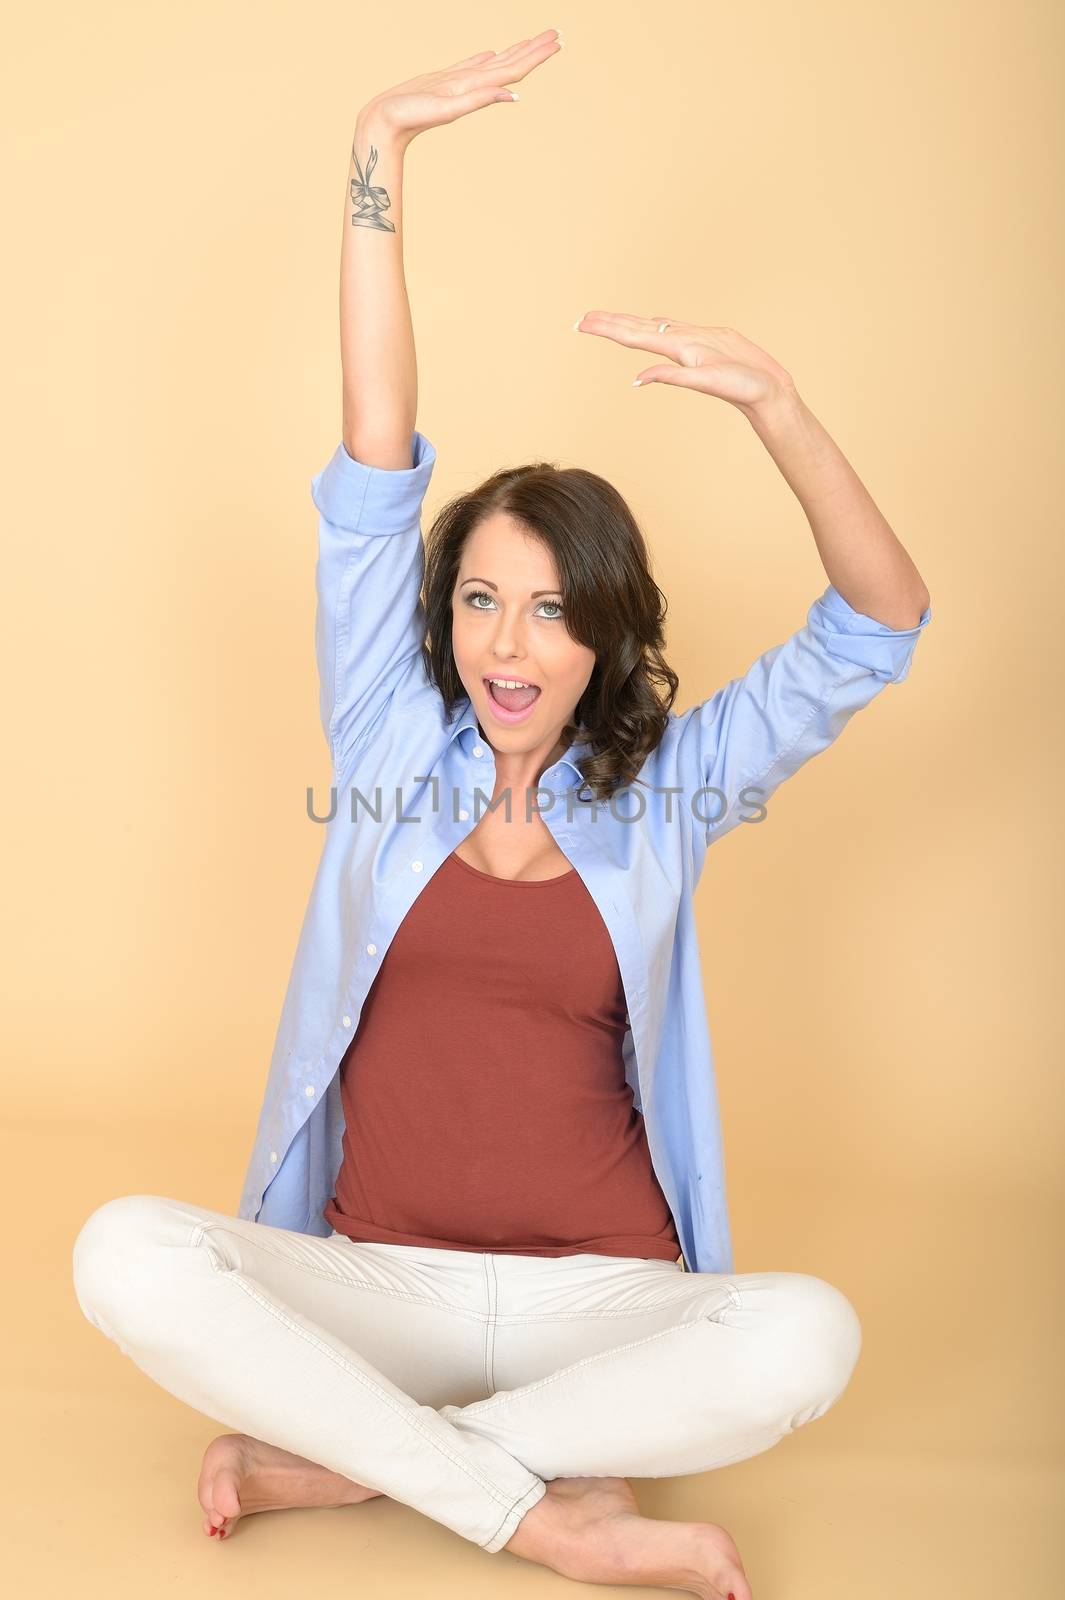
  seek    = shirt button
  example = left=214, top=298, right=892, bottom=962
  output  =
left=305, top=1084, right=315, bottom=1097
left=269, top=1150, right=278, bottom=1162
left=411, top=859, right=423, bottom=871
left=458, top=809, right=469, bottom=822
left=342, top=1014, right=352, bottom=1027
left=366, top=943, right=377, bottom=956
left=471, top=745, right=483, bottom=758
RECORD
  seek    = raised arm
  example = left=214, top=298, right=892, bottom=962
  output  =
left=311, top=33, right=563, bottom=779
left=574, top=313, right=934, bottom=850
left=680, top=376, right=933, bottom=849
left=312, top=106, right=433, bottom=778
left=340, top=108, right=417, bottom=468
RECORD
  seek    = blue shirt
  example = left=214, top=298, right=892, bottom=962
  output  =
left=237, top=429, right=932, bottom=1274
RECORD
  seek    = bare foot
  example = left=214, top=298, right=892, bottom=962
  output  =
left=503, top=1475, right=752, bottom=1600
left=197, top=1432, right=384, bottom=1540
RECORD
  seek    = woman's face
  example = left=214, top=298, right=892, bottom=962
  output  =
left=450, top=513, right=596, bottom=764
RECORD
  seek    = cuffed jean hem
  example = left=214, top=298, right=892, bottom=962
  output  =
left=480, top=1476, right=548, bottom=1553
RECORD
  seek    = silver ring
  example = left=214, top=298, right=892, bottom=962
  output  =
left=657, top=321, right=671, bottom=333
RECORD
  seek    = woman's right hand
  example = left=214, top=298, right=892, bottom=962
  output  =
left=358, top=28, right=563, bottom=149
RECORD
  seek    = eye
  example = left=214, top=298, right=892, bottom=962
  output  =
left=462, top=589, right=565, bottom=620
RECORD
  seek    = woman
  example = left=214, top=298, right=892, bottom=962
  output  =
left=71, top=28, right=932, bottom=1600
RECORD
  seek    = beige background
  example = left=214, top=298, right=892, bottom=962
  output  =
left=4, top=0, right=1061, bottom=1595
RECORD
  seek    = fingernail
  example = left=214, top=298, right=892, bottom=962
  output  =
left=632, top=378, right=643, bottom=386
left=572, top=318, right=582, bottom=331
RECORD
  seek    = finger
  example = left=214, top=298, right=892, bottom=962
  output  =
left=481, top=34, right=562, bottom=82
left=578, top=311, right=655, bottom=336
left=491, top=29, right=561, bottom=61
left=449, top=50, right=501, bottom=69
left=450, top=29, right=557, bottom=73
left=577, top=312, right=681, bottom=350
left=456, top=84, right=524, bottom=114
left=582, top=311, right=689, bottom=334
left=484, top=38, right=535, bottom=63
left=632, top=367, right=708, bottom=389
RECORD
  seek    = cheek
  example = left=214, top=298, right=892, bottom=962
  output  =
left=553, top=641, right=596, bottom=684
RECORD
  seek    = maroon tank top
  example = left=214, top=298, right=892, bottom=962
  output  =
left=323, top=850, right=681, bottom=1262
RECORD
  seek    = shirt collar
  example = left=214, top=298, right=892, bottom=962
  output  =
left=445, top=697, right=591, bottom=789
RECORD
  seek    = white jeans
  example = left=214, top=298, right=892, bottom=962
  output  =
left=71, top=1194, right=862, bottom=1553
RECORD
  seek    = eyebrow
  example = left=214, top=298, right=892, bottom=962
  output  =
left=459, top=577, right=561, bottom=598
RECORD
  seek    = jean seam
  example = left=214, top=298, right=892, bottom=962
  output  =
left=198, top=1247, right=523, bottom=1515
left=482, top=1253, right=498, bottom=1399
left=466, top=1304, right=737, bottom=1416
left=198, top=1223, right=480, bottom=1322
left=484, top=1478, right=544, bottom=1551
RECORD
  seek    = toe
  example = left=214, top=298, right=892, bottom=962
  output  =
left=211, top=1468, right=243, bottom=1522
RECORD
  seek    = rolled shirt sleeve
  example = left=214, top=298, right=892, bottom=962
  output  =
left=809, top=582, right=931, bottom=684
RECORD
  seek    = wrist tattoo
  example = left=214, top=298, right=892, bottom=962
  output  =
left=350, top=138, right=396, bottom=232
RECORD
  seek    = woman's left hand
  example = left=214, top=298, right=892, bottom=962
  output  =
left=574, top=311, right=797, bottom=413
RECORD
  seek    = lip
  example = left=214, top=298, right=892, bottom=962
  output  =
left=482, top=676, right=542, bottom=725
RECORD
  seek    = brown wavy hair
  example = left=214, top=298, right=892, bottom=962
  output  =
left=420, top=456, right=679, bottom=801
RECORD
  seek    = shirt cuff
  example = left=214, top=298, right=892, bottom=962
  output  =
left=310, top=429, right=437, bottom=534
left=808, top=583, right=933, bottom=684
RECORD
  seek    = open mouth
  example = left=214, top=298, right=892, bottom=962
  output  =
left=484, top=677, right=541, bottom=719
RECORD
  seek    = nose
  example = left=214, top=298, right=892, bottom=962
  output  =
left=487, top=609, right=528, bottom=661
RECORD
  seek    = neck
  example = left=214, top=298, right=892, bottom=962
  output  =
left=478, top=728, right=573, bottom=797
